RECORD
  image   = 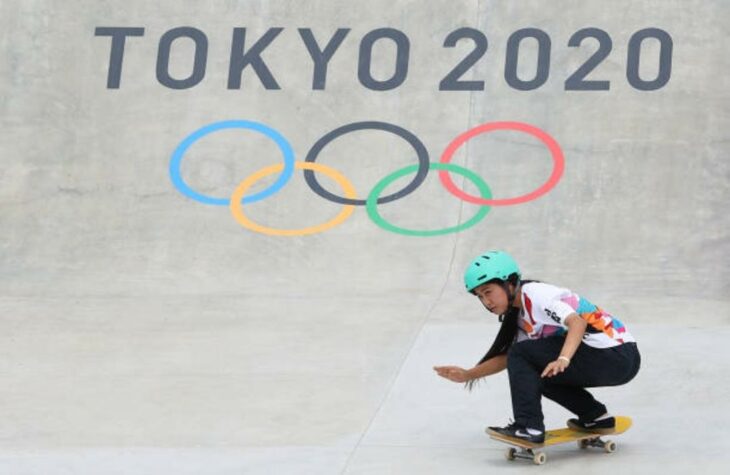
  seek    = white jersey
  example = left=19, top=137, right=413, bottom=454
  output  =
left=515, top=282, right=635, bottom=349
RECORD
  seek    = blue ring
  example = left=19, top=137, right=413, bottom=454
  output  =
left=169, top=120, right=295, bottom=205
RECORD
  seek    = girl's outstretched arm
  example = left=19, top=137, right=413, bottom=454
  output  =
left=466, top=353, right=508, bottom=379
left=434, top=354, right=507, bottom=383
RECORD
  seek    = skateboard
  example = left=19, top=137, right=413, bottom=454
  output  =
left=485, top=416, right=632, bottom=465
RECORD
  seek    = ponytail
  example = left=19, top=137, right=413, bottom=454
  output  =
left=465, top=279, right=537, bottom=390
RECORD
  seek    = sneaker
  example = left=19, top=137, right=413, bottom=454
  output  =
left=567, top=416, right=615, bottom=434
left=487, top=421, right=545, bottom=444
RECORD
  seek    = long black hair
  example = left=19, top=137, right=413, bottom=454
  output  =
left=465, top=277, right=537, bottom=390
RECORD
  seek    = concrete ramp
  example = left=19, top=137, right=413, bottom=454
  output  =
left=1, top=1, right=728, bottom=473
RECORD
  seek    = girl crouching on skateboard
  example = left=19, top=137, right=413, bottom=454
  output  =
left=434, top=251, right=641, bottom=443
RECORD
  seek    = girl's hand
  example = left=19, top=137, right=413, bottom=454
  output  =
left=541, top=358, right=570, bottom=378
left=433, top=365, right=471, bottom=383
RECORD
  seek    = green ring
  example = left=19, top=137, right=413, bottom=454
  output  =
left=366, top=162, right=492, bottom=237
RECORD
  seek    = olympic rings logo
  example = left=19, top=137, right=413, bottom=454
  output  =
left=169, top=120, right=565, bottom=237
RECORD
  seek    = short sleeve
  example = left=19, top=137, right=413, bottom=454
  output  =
left=543, top=299, right=577, bottom=326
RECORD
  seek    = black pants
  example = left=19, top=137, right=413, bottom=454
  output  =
left=507, top=337, right=641, bottom=431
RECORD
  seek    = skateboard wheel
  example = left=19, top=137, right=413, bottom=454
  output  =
left=505, top=448, right=517, bottom=461
left=533, top=452, right=547, bottom=465
left=604, top=441, right=616, bottom=453
left=578, top=439, right=589, bottom=449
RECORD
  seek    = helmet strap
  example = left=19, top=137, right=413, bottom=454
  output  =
left=499, top=279, right=520, bottom=320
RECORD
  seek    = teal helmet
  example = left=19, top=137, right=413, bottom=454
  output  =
left=464, top=251, right=520, bottom=293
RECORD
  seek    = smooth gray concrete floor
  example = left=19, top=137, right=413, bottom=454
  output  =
left=1, top=313, right=728, bottom=474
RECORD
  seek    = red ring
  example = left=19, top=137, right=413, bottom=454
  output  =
left=438, top=121, right=565, bottom=206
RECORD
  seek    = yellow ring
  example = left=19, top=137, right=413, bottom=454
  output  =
left=229, top=161, right=356, bottom=236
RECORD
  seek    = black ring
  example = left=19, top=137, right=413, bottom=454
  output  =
left=303, top=121, right=430, bottom=205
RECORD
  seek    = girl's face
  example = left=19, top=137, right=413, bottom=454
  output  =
left=473, top=282, right=509, bottom=316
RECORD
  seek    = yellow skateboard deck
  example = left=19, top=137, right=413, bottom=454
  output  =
left=486, top=416, right=632, bottom=465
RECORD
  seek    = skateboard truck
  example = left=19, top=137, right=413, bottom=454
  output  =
left=578, top=436, right=617, bottom=452
left=505, top=447, right=547, bottom=465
